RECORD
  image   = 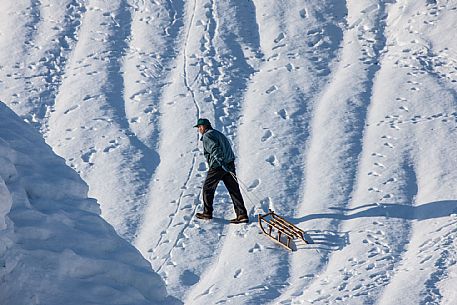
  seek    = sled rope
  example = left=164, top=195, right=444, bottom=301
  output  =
left=229, top=172, right=324, bottom=256
left=228, top=171, right=264, bottom=211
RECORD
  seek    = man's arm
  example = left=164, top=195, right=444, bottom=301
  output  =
left=203, top=134, right=225, bottom=168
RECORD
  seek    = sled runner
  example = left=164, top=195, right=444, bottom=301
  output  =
left=258, top=209, right=307, bottom=251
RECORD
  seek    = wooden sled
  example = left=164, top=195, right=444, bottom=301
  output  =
left=258, top=209, right=308, bottom=251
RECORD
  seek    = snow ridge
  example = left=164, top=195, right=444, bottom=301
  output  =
left=0, top=102, right=178, bottom=305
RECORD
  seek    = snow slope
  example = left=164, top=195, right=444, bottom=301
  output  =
left=0, top=103, right=178, bottom=304
left=1, top=0, right=457, bottom=304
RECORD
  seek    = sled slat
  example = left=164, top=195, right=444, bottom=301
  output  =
left=258, top=210, right=308, bottom=251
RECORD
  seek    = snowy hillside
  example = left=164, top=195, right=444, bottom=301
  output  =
left=0, top=103, right=178, bottom=304
left=1, top=0, right=457, bottom=304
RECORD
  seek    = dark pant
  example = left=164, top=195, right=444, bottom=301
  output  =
left=202, top=163, right=248, bottom=217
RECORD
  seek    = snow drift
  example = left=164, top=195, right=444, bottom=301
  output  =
left=0, top=102, right=178, bottom=305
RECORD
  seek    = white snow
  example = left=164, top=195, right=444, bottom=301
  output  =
left=1, top=0, right=457, bottom=304
left=0, top=103, right=177, bottom=304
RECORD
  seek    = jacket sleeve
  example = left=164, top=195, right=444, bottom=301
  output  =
left=203, top=134, right=224, bottom=167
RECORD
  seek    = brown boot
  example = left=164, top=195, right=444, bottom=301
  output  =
left=196, top=212, right=213, bottom=220
left=229, top=214, right=249, bottom=224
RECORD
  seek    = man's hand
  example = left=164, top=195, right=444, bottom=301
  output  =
left=216, top=158, right=232, bottom=173
left=217, top=159, right=230, bottom=172
left=221, top=164, right=230, bottom=172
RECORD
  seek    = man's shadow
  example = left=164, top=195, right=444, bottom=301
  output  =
left=292, top=200, right=456, bottom=251
left=297, top=200, right=457, bottom=222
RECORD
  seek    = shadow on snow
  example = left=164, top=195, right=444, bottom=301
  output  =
left=298, top=200, right=457, bottom=222
left=266, top=201, right=456, bottom=251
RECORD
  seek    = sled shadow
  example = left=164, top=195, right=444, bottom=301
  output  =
left=296, top=230, right=350, bottom=251
left=297, top=200, right=457, bottom=223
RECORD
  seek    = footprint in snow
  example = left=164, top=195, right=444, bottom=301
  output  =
left=374, top=162, right=385, bottom=168
left=63, top=104, right=79, bottom=115
left=166, top=261, right=177, bottom=267
left=267, top=53, right=279, bottom=62
left=372, top=152, right=385, bottom=158
left=274, top=32, right=285, bottom=44
left=248, top=179, right=260, bottom=191
left=103, top=140, right=120, bottom=153
left=420, top=255, right=433, bottom=264
left=383, top=177, right=397, bottom=185
left=368, top=187, right=381, bottom=193
left=338, top=281, right=348, bottom=291
left=367, top=247, right=381, bottom=258
left=276, top=109, right=288, bottom=120
left=381, top=135, right=395, bottom=140
left=265, top=155, right=278, bottom=166
left=81, top=147, right=96, bottom=165
left=272, top=44, right=286, bottom=51
left=180, top=204, right=192, bottom=211
left=144, top=105, right=158, bottom=113
left=266, top=85, right=278, bottom=94
left=198, top=162, right=207, bottom=172
left=384, top=142, right=394, bottom=148
left=368, top=171, right=381, bottom=177
left=234, top=269, right=243, bottom=278
left=248, top=243, right=263, bottom=253
left=261, top=129, right=273, bottom=142
left=285, top=63, right=294, bottom=72
left=381, top=193, right=393, bottom=200
left=419, top=239, right=435, bottom=252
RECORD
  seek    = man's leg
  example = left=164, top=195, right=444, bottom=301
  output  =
left=202, top=168, right=223, bottom=215
left=222, top=169, right=248, bottom=217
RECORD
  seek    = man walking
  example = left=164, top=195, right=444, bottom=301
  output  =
left=194, top=118, right=249, bottom=224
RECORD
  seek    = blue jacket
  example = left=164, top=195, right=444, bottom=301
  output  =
left=201, top=128, right=235, bottom=169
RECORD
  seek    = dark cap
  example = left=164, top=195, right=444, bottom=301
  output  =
left=193, top=118, right=212, bottom=127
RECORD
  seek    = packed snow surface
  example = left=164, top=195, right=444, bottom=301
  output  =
left=1, top=0, right=457, bottom=304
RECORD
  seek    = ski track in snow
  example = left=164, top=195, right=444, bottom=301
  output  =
left=1, top=0, right=457, bottom=304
